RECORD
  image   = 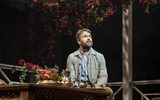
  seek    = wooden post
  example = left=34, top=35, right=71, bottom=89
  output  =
left=122, top=1, right=133, bottom=100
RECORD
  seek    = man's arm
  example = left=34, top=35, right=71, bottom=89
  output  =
left=96, top=54, right=108, bottom=87
left=66, top=55, right=78, bottom=81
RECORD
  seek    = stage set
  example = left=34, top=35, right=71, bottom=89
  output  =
left=1, top=0, right=160, bottom=100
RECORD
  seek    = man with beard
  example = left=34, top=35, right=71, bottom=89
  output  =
left=66, top=28, right=108, bottom=88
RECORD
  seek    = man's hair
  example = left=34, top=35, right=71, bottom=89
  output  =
left=76, top=28, right=91, bottom=40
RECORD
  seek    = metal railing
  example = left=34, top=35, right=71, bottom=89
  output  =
left=107, top=80, right=160, bottom=100
left=133, top=80, right=160, bottom=100
left=0, top=63, right=22, bottom=84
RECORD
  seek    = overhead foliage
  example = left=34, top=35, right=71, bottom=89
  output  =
left=28, top=0, right=160, bottom=36
left=26, top=0, right=159, bottom=65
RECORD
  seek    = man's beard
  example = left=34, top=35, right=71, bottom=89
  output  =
left=82, top=41, right=93, bottom=49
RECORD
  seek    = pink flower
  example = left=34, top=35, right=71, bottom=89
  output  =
left=27, top=63, right=37, bottom=71
left=18, top=59, right=25, bottom=65
left=104, top=8, right=114, bottom=18
left=43, top=69, right=50, bottom=74
left=36, top=66, right=42, bottom=69
left=51, top=68, right=57, bottom=75
left=61, top=69, right=65, bottom=75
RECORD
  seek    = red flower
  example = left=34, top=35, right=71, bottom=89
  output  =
left=38, top=75, right=43, bottom=80
left=27, top=63, right=34, bottom=70
left=18, top=59, right=25, bottom=65
left=107, top=9, right=114, bottom=17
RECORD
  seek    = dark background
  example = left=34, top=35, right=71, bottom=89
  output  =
left=0, top=1, right=160, bottom=99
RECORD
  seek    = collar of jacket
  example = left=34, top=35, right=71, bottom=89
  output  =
left=73, top=48, right=96, bottom=58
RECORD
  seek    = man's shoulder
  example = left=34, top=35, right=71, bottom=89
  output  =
left=68, top=50, right=80, bottom=57
left=91, top=48, right=104, bottom=56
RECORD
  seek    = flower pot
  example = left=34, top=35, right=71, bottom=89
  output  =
left=37, top=80, right=63, bottom=86
left=37, top=80, right=54, bottom=84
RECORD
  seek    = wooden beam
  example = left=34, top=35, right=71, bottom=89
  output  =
left=122, top=1, right=133, bottom=100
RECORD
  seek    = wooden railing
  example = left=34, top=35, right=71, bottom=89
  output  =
left=0, top=84, right=113, bottom=100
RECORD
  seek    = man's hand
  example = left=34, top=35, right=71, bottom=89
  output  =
left=93, top=84, right=102, bottom=89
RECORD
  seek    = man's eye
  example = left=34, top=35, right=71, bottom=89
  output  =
left=83, top=35, right=87, bottom=37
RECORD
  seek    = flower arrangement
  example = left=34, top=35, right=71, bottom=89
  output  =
left=18, top=59, right=64, bottom=83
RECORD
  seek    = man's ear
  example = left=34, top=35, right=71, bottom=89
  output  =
left=77, top=39, right=81, bottom=45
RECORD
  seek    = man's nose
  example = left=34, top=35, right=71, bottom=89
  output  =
left=87, top=37, right=91, bottom=40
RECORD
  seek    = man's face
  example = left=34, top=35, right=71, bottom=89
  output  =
left=77, top=31, right=93, bottom=49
